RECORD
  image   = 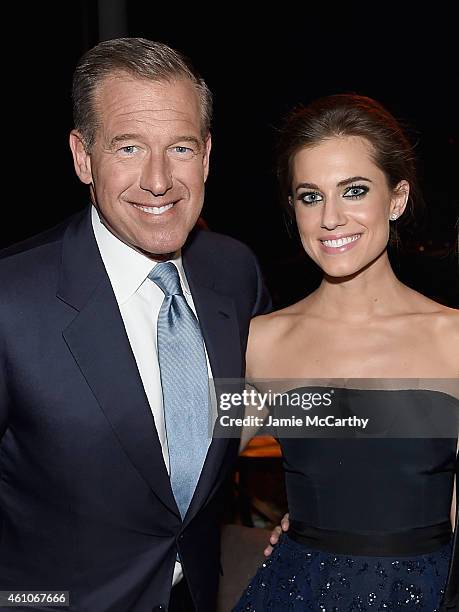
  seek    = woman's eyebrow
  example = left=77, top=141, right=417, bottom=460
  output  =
left=337, top=176, right=373, bottom=186
left=295, top=176, right=373, bottom=191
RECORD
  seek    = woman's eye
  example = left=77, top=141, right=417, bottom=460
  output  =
left=344, top=185, right=369, bottom=199
left=300, top=192, right=323, bottom=205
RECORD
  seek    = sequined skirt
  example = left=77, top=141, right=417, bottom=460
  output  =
left=233, top=534, right=452, bottom=611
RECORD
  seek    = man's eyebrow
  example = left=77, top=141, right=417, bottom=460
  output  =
left=295, top=176, right=373, bottom=191
left=108, top=134, right=143, bottom=147
left=108, top=134, right=203, bottom=148
left=173, top=136, right=201, bottom=144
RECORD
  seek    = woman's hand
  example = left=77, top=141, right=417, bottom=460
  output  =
left=264, top=513, right=289, bottom=557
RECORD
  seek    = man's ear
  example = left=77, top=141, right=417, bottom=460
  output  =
left=390, top=179, right=410, bottom=219
left=203, top=133, right=212, bottom=182
left=69, top=130, right=92, bottom=185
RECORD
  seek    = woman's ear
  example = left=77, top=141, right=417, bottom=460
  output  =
left=389, top=180, right=410, bottom=220
left=69, top=130, right=92, bottom=185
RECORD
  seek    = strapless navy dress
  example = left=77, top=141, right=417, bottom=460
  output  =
left=234, top=389, right=458, bottom=611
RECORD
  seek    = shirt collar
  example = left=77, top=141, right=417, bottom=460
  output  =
left=91, top=206, right=191, bottom=304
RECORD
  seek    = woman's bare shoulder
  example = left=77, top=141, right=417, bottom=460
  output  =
left=413, top=295, right=459, bottom=372
left=416, top=293, right=459, bottom=332
left=434, top=305, right=459, bottom=364
left=420, top=310, right=459, bottom=389
left=402, top=285, right=458, bottom=321
left=249, top=299, right=308, bottom=338
left=246, top=300, right=310, bottom=375
left=433, top=303, right=459, bottom=328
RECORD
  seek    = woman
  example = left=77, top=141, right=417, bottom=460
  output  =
left=234, top=95, right=458, bottom=610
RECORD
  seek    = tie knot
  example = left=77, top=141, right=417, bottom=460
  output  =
left=148, top=261, right=183, bottom=296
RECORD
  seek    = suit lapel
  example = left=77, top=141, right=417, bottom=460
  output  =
left=57, top=208, right=180, bottom=518
left=57, top=214, right=244, bottom=524
left=182, top=236, right=243, bottom=525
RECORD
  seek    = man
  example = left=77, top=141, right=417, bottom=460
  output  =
left=0, top=38, right=270, bottom=611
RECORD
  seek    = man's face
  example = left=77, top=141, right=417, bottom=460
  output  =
left=70, top=74, right=211, bottom=258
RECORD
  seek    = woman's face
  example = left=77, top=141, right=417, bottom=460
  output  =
left=291, top=135, right=408, bottom=278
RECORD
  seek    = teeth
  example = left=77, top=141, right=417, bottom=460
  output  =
left=132, top=203, right=174, bottom=215
left=322, top=234, right=361, bottom=248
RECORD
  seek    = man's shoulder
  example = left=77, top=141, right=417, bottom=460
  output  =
left=184, top=228, right=270, bottom=312
left=0, top=210, right=85, bottom=270
left=1, top=216, right=73, bottom=260
left=185, top=228, right=255, bottom=263
left=0, top=209, right=89, bottom=294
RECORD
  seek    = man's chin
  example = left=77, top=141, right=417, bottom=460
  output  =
left=142, top=250, right=179, bottom=262
left=135, top=240, right=185, bottom=261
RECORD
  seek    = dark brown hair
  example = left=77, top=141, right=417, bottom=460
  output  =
left=72, top=37, right=212, bottom=151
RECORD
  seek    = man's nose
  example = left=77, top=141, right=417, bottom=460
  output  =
left=140, top=153, right=173, bottom=196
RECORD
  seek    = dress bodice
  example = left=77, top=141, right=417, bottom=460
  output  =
left=276, top=388, right=458, bottom=532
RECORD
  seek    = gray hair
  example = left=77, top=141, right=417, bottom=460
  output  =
left=72, top=37, right=213, bottom=151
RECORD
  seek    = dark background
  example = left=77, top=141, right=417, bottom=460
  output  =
left=5, top=2, right=458, bottom=307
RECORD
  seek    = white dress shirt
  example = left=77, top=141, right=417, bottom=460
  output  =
left=91, top=206, right=213, bottom=587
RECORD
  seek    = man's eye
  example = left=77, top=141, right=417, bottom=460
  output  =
left=169, top=146, right=196, bottom=160
left=299, top=192, right=323, bottom=205
left=344, top=185, right=369, bottom=199
left=119, top=145, right=138, bottom=155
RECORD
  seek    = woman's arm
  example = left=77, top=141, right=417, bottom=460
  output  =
left=238, top=384, right=269, bottom=453
left=239, top=316, right=273, bottom=452
left=451, top=439, right=458, bottom=528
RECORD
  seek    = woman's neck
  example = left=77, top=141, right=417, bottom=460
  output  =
left=309, top=252, right=409, bottom=321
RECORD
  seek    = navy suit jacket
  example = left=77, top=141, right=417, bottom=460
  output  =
left=0, top=207, right=271, bottom=611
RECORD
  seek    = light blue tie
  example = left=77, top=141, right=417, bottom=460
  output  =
left=149, top=262, right=210, bottom=519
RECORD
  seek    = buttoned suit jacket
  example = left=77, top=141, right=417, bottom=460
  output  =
left=0, top=206, right=271, bottom=611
